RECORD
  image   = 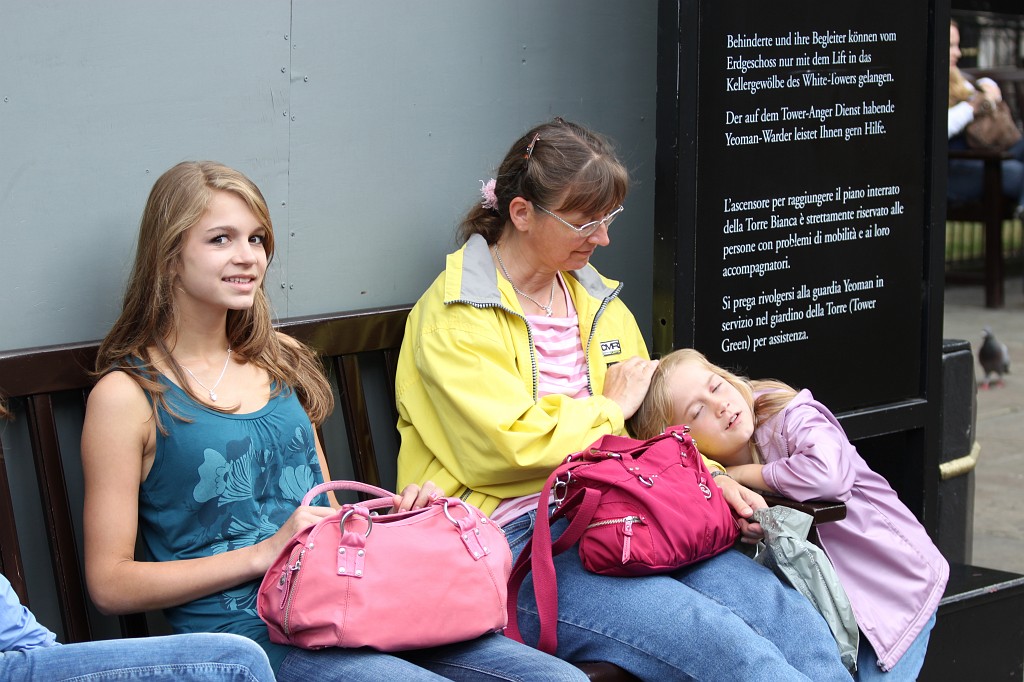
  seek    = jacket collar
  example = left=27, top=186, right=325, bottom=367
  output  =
left=445, top=233, right=619, bottom=307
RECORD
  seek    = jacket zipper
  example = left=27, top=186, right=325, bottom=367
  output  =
left=450, top=278, right=623, bottom=402
left=447, top=300, right=540, bottom=402
left=583, top=283, right=623, bottom=397
left=449, top=278, right=623, bottom=499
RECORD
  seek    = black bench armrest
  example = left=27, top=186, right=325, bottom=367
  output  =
left=762, top=494, right=847, bottom=524
left=947, top=148, right=1014, bottom=161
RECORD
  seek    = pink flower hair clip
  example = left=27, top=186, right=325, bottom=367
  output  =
left=479, top=178, right=498, bottom=211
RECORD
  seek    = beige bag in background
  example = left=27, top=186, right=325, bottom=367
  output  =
left=966, top=99, right=1022, bottom=150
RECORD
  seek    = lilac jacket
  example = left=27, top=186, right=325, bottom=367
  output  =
left=756, top=390, right=949, bottom=672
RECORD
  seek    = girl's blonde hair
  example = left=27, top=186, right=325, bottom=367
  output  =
left=628, top=349, right=797, bottom=460
left=96, top=161, right=333, bottom=430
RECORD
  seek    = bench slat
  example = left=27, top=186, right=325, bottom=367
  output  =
left=26, top=393, right=92, bottom=643
left=335, top=354, right=383, bottom=489
left=0, top=435, right=28, bottom=606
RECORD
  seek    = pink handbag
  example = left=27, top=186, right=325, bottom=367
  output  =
left=506, top=426, right=739, bottom=654
left=257, top=480, right=511, bottom=651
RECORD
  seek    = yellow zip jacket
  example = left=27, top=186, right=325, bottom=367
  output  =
left=396, top=234, right=650, bottom=515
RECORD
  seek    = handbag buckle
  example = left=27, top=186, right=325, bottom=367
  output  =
left=443, top=498, right=480, bottom=528
left=340, top=508, right=373, bottom=538
left=670, top=426, right=690, bottom=441
left=553, top=478, right=569, bottom=506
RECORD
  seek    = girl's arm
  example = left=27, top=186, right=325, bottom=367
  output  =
left=81, top=371, right=333, bottom=615
left=758, top=402, right=856, bottom=502
left=948, top=100, right=975, bottom=138
left=725, top=463, right=768, bottom=491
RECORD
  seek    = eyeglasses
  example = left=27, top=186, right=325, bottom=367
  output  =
left=533, top=204, right=624, bottom=237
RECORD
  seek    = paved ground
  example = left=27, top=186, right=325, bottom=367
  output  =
left=943, top=277, right=1024, bottom=575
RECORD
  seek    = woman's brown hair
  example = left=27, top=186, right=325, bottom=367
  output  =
left=459, top=117, right=630, bottom=244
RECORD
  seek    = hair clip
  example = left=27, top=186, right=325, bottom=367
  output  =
left=479, top=178, right=498, bottom=210
left=524, top=133, right=541, bottom=162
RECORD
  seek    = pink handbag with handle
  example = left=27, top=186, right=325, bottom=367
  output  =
left=257, top=480, right=511, bottom=651
left=506, top=426, right=739, bottom=654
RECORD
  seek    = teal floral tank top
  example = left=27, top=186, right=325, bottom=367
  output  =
left=138, top=376, right=328, bottom=668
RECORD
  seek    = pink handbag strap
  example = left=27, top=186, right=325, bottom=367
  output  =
left=301, top=480, right=396, bottom=508
left=505, top=458, right=601, bottom=655
left=505, top=427, right=688, bottom=654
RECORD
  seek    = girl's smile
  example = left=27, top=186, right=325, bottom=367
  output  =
left=173, top=190, right=268, bottom=314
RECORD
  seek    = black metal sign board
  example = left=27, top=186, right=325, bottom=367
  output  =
left=691, top=4, right=930, bottom=412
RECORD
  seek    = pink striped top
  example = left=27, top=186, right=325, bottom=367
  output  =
left=530, top=274, right=590, bottom=400
left=491, top=274, right=590, bottom=528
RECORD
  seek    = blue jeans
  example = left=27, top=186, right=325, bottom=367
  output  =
left=279, top=632, right=588, bottom=681
left=0, top=632, right=274, bottom=681
left=504, top=509, right=851, bottom=682
left=948, top=137, right=1024, bottom=209
left=855, top=612, right=935, bottom=681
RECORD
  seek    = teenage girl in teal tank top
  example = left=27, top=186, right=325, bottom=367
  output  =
left=80, top=161, right=587, bottom=682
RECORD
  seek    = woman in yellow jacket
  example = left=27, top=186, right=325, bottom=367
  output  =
left=397, top=118, right=849, bottom=681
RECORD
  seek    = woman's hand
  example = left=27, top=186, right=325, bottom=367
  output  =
left=392, top=480, right=445, bottom=512
left=715, top=475, right=767, bottom=544
left=977, top=79, right=1002, bottom=102
left=253, top=504, right=335, bottom=572
left=602, top=356, right=660, bottom=419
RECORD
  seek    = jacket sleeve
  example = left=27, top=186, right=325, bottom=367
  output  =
left=760, top=403, right=856, bottom=502
left=410, top=320, right=626, bottom=495
left=0, top=574, right=59, bottom=652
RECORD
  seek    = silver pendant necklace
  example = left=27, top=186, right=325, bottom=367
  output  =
left=181, top=348, right=232, bottom=402
left=493, top=245, right=556, bottom=317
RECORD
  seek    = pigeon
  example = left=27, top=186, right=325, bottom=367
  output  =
left=978, top=327, right=1010, bottom=389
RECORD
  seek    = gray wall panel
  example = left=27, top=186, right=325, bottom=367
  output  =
left=1, top=1, right=656, bottom=351
left=1, top=1, right=292, bottom=349
left=285, top=0, right=657, bottom=323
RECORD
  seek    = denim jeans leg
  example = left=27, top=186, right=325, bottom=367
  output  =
left=674, top=548, right=852, bottom=681
left=279, top=646, right=447, bottom=681
left=1000, top=160, right=1024, bottom=206
left=280, top=633, right=587, bottom=682
left=0, top=633, right=275, bottom=682
left=855, top=613, right=936, bottom=681
left=403, top=632, right=589, bottom=682
left=947, top=159, right=984, bottom=204
left=506, top=510, right=850, bottom=682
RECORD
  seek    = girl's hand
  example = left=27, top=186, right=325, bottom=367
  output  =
left=253, top=504, right=335, bottom=572
left=392, top=480, right=445, bottom=512
left=715, top=475, right=766, bottom=543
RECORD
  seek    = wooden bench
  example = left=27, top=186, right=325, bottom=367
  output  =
left=3, top=305, right=1018, bottom=680
left=0, top=305, right=640, bottom=680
